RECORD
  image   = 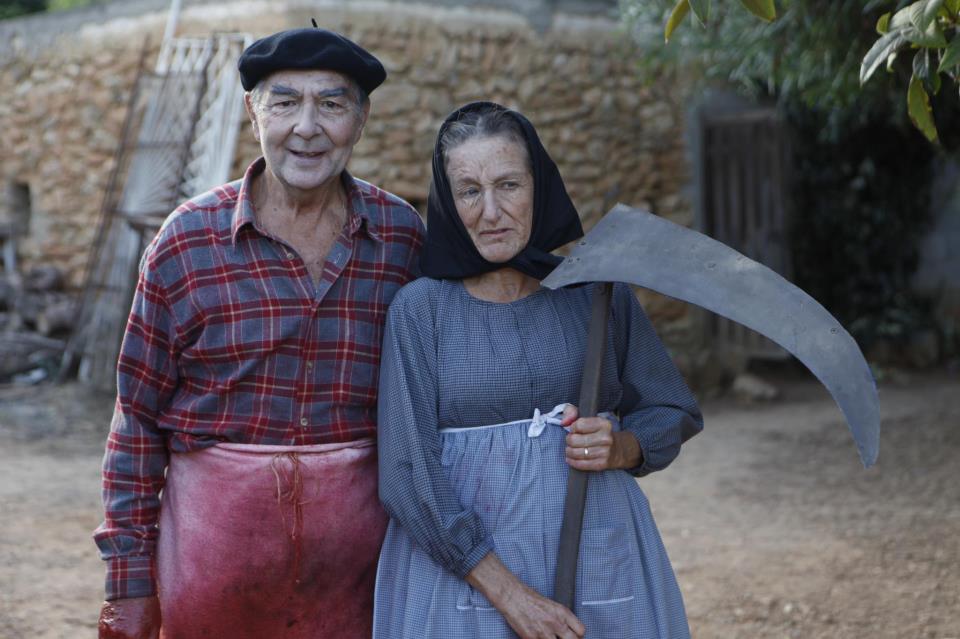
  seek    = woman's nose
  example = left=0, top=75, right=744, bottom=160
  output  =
left=480, top=189, right=502, bottom=221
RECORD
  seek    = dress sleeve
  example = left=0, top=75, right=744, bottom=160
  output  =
left=93, top=242, right=178, bottom=600
left=610, top=283, right=704, bottom=477
left=377, top=283, right=494, bottom=578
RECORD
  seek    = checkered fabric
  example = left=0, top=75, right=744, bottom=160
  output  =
left=94, top=158, right=424, bottom=600
left=375, top=279, right=702, bottom=637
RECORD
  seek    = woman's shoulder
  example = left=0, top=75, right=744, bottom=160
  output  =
left=388, top=277, right=449, bottom=322
left=393, top=276, right=445, bottom=303
left=610, top=282, right=646, bottom=314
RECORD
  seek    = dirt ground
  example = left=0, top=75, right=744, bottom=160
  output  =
left=0, top=368, right=958, bottom=638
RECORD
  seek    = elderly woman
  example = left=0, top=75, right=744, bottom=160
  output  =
left=374, top=102, right=703, bottom=639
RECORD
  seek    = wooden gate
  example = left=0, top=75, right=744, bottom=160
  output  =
left=62, top=33, right=251, bottom=390
left=699, top=108, right=791, bottom=359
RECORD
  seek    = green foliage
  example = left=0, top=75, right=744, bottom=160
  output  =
left=0, top=0, right=101, bottom=19
left=662, top=0, right=775, bottom=35
left=621, top=1, right=896, bottom=119
left=0, top=0, right=46, bottom=20
left=689, top=0, right=712, bottom=25
left=908, top=72, right=939, bottom=140
left=860, top=0, right=960, bottom=143
left=46, top=0, right=101, bottom=10
left=635, top=0, right=960, bottom=142
left=786, top=100, right=938, bottom=350
left=739, top=0, right=777, bottom=21
left=620, top=0, right=948, bottom=350
left=665, top=1, right=692, bottom=41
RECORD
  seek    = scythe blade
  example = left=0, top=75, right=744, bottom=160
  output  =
left=542, top=204, right=880, bottom=467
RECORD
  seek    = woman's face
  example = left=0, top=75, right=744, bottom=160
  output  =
left=445, top=135, right=534, bottom=264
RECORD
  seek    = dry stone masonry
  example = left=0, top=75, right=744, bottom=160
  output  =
left=0, top=0, right=700, bottom=366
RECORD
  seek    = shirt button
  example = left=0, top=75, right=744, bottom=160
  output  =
left=286, top=251, right=294, bottom=259
left=306, top=362, right=314, bottom=369
left=299, top=417, right=308, bottom=427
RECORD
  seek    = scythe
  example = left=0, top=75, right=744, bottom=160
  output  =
left=543, top=204, right=880, bottom=610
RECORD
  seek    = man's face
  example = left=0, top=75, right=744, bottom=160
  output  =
left=244, top=69, right=369, bottom=196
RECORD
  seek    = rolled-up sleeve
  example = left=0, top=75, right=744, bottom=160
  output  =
left=611, top=284, right=703, bottom=477
left=93, top=247, right=178, bottom=600
left=377, top=283, right=493, bottom=578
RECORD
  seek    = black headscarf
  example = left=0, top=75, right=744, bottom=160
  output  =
left=419, top=101, right=584, bottom=281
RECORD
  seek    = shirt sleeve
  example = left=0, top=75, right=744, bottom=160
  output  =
left=93, top=245, right=179, bottom=600
left=377, top=283, right=493, bottom=578
left=610, top=283, right=704, bottom=477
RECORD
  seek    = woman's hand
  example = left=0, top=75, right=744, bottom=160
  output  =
left=499, top=581, right=585, bottom=639
left=467, top=553, right=584, bottom=639
left=561, top=405, right=643, bottom=471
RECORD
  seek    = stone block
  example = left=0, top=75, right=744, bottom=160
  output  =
left=732, top=372, right=780, bottom=402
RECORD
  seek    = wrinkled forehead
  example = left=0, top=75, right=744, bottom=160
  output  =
left=445, top=135, right=532, bottom=182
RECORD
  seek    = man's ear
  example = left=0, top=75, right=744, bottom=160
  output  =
left=244, top=93, right=261, bottom=142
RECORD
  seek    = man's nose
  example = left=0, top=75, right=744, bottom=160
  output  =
left=293, top=102, right=321, bottom=138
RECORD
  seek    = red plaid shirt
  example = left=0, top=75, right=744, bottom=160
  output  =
left=94, top=158, right=424, bottom=600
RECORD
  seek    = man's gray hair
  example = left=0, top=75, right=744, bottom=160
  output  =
left=438, top=104, right=530, bottom=170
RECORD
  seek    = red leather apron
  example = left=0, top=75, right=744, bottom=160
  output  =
left=156, top=439, right=387, bottom=639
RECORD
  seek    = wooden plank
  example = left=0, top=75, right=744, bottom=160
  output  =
left=701, top=109, right=791, bottom=359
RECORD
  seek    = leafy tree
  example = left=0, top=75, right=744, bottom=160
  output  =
left=620, top=0, right=952, bottom=355
left=0, top=0, right=102, bottom=19
left=642, top=0, right=960, bottom=142
left=46, top=0, right=101, bottom=10
left=620, top=1, right=902, bottom=119
left=860, top=0, right=960, bottom=142
left=0, top=0, right=47, bottom=20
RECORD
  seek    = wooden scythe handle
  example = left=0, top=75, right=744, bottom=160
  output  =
left=553, top=281, right=614, bottom=610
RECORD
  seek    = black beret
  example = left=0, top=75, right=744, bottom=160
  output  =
left=238, top=28, right=386, bottom=95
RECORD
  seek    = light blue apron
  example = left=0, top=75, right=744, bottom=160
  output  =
left=374, top=406, right=690, bottom=639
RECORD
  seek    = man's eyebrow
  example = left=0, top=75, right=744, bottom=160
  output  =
left=267, top=84, right=301, bottom=98
left=268, top=85, right=350, bottom=99
left=316, top=87, right=349, bottom=99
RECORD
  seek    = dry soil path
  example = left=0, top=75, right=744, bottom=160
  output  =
left=0, top=373, right=957, bottom=638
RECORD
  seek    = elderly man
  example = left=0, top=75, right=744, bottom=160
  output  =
left=94, top=27, right=424, bottom=638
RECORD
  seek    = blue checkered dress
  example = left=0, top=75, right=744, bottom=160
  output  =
left=375, top=279, right=702, bottom=638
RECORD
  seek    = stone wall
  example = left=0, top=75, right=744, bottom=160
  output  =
left=0, top=40, right=142, bottom=281
left=0, top=0, right=698, bottom=349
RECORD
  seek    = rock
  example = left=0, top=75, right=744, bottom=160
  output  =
left=371, top=84, right=419, bottom=116
left=24, top=265, right=65, bottom=292
left=732, top=372, right=780, bottom=402
left=673, top=348, right=731, bottom=397
left=35, top=298, right=76, bottom=337
left=13, top=367, right=48, bottom=385
left=0, top=331, right=65, bottom=379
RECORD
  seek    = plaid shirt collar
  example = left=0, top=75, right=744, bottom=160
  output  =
left=231, top=157, right=383, bottom=246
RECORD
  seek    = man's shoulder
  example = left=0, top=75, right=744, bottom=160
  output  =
left=165, top=179, right=243, bottom=230
left=351, top=178, right=425, bottom=234
left=146, top=179, right=243, bottom=263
